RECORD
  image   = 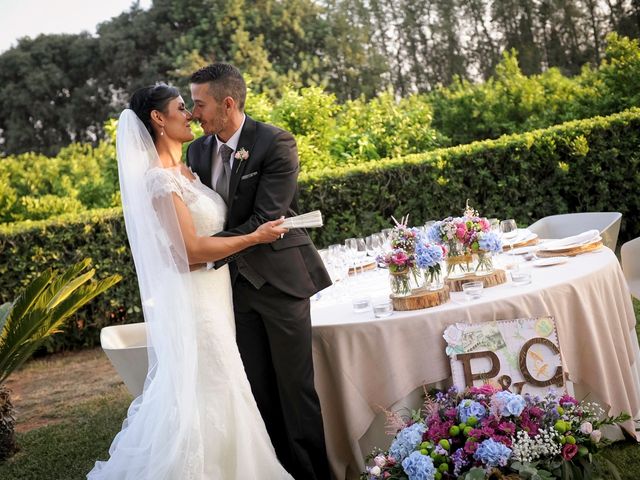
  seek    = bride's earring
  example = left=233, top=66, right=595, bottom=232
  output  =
left=160, top=127, right=165, bottom=136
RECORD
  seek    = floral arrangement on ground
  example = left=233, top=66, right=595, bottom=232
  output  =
left=361, top=385, right=629, bottom=480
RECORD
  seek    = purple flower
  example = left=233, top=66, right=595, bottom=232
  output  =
left=562, top=443, right=578, bottom=460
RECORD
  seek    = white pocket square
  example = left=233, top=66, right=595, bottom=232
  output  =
left=240, top=171, right=258, bottom=180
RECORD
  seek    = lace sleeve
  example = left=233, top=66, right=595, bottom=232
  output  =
left=146, top=168, right=184, bottom=201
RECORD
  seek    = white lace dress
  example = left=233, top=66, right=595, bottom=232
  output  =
left=145, top=167, right=293, bottom=480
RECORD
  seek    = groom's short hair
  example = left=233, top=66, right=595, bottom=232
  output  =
left=190, top=63, right=247, bottom=112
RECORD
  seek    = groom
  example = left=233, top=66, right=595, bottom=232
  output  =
left=187, top=63, right=332, bottom=480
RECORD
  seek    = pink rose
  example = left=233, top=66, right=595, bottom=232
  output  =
left=479, top=218, right=490, bottom=232
left=562, top=443, right=578, bottom=460
left=374, top=455, right=386, bottom=468
left=391, top=252, right=408, bottom=266
left=590, top=430, right=602, bottom=443
left=579, top=422, right=593, bottom=434
left=456, top=224, right=467, bottom=240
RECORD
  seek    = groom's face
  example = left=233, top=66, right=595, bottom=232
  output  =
left=190, top=82, right=228, bottom=137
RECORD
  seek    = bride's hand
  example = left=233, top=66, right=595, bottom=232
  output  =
left=254, top=218, right=288, bottom=243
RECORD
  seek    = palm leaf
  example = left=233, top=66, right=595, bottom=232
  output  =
left=33, top=259, right=92, bottom=311
left=1, top=270, right=52, bottom=341
left=0, top=302, right=11, bottom=334
left=0, top=260, right=120, bottom=385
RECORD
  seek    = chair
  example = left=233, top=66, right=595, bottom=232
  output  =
left=621, top=236, right=640, bottom=300
left=100, top=323, right=148, bottom=397
left=527, top=212, right=622, bottom=251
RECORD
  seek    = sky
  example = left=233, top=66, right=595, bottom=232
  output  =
left=0, top=0, right=153, bottom=53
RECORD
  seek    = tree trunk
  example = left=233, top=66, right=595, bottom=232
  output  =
left=0, top=385, right=18, bottom=461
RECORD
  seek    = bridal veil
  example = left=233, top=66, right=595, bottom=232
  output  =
left=88, top=109, right=203, bottom=479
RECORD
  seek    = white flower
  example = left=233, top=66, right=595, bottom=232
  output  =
left=590, top=429, right=602, bottom=443
left=370, top=465, right=381, bottom=476
left=373, top=455, right=386, bottom=468
left=443, top=325, right=463, bottom=346
left=579, top=422, right=593, bottom=434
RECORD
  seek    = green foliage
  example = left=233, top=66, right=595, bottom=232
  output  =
left=0, top=259, right=120, bottom=384
left=0, top=139, right=118, bottom=223
left=1, top=109, right=639, bottom=351
left=0, top=209, right=136, bottom=351
left=431, top=35, right=640, bottom=145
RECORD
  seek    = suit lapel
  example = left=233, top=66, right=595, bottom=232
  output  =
left=199, top=135, right=215, bottom=189
left=227, top=116, right=257, bottom=211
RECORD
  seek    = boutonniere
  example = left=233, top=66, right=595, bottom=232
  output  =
left=234, top=148, right=249, bottom=173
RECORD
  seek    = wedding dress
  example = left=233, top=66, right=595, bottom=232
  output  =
left=88, top=110, right=293, bottom=480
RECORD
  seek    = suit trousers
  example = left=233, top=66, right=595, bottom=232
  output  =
left=233, top=276, right=330, bottom=480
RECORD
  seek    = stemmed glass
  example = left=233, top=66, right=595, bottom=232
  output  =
left=345, top=237, right=367, bottom=274
left=500, top=219, right=518, bottom=250
left=365, top=233, right=384, bottom=258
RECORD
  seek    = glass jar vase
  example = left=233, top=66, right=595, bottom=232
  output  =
left=475, top=251, right=495, bottom=276
left=389, top=268, right=423, bottom=296
left=423, top=262, right=445, bottom=291
left=446, top=253, right=476, bottom=279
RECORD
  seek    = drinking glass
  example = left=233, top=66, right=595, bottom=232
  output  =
left=365, top=233, right=383, bottom=257
left=500, top=219, right=518, bottom=251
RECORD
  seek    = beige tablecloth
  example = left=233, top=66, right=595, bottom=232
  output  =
left=311, top=248, right=640, bottom=480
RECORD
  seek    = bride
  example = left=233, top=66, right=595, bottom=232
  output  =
left=87, top=84, right=294, bottom=479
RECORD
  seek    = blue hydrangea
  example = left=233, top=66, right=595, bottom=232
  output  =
left=457, top=399, right=487, bottom=423
left=415, top=241, right=445, bottom=269
left=493, top=390, right=526, bottom=417
left=426, top=223, right=443, bottom=244
left=389, top=422, right=427, bottom=462
left=401, top=451, right=437, bottom=480
left=474, top=438, right=512, bottom=467
left=478, top=231, right=503, bottom=253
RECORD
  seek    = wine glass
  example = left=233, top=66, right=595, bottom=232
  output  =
left=365, top=233, right=383, bottom=258
left=346, top=237, right=367, bottom=274
left=500, top=219, right=518, bottom=253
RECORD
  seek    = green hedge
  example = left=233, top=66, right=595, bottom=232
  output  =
left=2, top=107, right=639, bottom=351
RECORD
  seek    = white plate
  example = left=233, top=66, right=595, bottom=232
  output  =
left=532, top=256, right=569, bottom=267
left=509, top=245, right=539, bottom=255
left=539, top=236, right=602, bottom=253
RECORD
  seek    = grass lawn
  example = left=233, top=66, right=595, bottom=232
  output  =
left=1, top=299, right=640, bottom=479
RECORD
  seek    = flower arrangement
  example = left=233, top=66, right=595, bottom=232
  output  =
left=362, top=385, right=628, bottom=480
left=377, top=217, right=422, bottom=296
left=427, top=203, right=502, bottom=277
left=415, top=240, right=448, bottom=290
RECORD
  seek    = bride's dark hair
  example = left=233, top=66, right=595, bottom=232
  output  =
left=129, top=83, right=180, bottom=140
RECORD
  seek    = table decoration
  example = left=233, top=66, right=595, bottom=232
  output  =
left=361, top=386, right=628, bottom=480
left=427, top=202, right=503, bottom=279
left=416, top=240, right=448, bottom=291
left=377, top=217, right=423, bottom=297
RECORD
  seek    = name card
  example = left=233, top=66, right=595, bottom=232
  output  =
left=443, top=316, right=567, bottom=396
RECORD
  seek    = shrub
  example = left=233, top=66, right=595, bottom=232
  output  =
left=1, top=108, right=638, bottom=350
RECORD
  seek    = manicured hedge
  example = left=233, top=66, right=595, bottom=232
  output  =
left=2, top=107, right=639, bottom=350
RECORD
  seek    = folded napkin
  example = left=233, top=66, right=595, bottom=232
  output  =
left=512, top=228, right=534, bottom=243
left=542, top=229, right=600, bottom=249
left=281, top=210, right=323, bottom=229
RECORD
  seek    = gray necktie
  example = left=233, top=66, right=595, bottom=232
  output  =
left=215, top=144, right=233, bottom=204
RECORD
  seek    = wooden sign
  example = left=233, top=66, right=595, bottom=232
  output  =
left=443, top=316, right=568, bottom=396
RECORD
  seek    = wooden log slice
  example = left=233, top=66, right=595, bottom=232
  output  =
left=446, top=269, right=507, bottom=292
left=391, top=286, right=450, bottom=311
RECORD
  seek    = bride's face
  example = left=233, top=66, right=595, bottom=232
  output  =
left=159, top=96, right=194, bottom=143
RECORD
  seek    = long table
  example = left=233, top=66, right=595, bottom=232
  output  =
left=310, top=248, right=640, bottom=479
